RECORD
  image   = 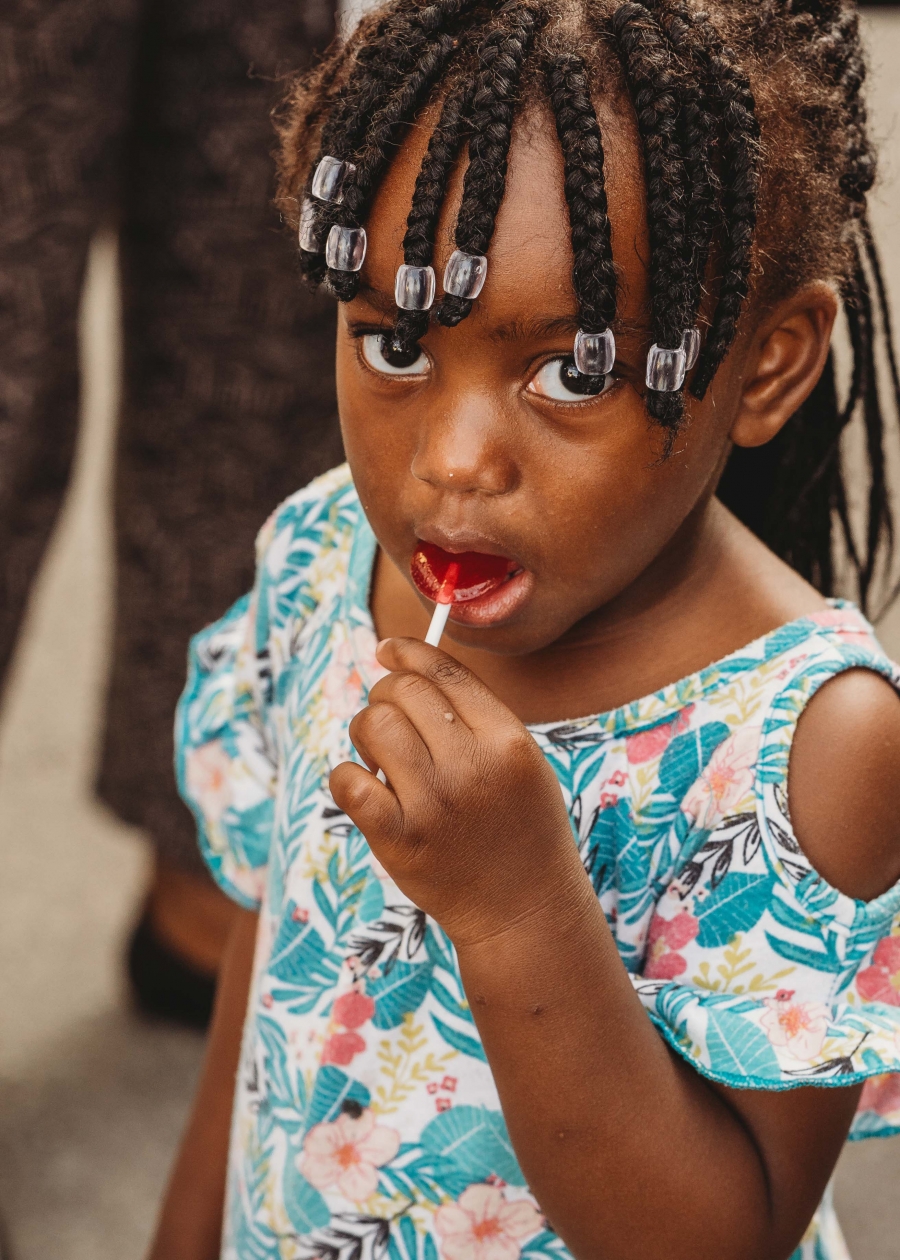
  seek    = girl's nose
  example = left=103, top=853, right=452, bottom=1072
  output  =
left=410, top=401, right=518, bottom=497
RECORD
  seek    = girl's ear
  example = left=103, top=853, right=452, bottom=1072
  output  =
left=729, top=281, right=838, bottom=449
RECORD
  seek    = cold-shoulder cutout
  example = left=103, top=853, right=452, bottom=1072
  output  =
left=789, top=668, right=900, bottom=902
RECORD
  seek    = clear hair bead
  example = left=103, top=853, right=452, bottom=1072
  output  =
left=326, top=224, right=367, bottom=272
left=395, top=264, right=436, bottom=311
left=574, top=328, right=616, bottom=376
left=298, top=198, right=326, bottom=253
left=311, top=155, right=355, bottom=205
left=443, top=250, right=488, bottom=300
left=681, top=327, right=701, bottom=372
left=646, top=343, right=687, bottom=392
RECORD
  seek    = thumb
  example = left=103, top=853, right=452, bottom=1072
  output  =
left=329, top=761, right=403, bottom=842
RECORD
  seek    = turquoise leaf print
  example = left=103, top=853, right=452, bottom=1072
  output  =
left=705, top=1006, right=781, bottom=1080
left=225, top=797, right=274, bottom=869
left=369, top=960, right=434, bottom=1029
left=695, top=872, right=776, bottom=948
left=387, top=1214, right=439, bottom=1260
left=658, top=721, right=730, bottom=799
left=765, top=931, right=844, bottom=974
left=282, top=1156, right=331, bottom=1233
left=429, top=1012, right=487, bottom=1061
left=356, top=870, right=386, bottom=924
left=305, top=1065, right=371, bottom=1131
left=420, top=1106, right=526, bottom=1186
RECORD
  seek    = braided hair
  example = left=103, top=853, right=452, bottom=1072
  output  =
left=275, top=0, right=900, bottom=614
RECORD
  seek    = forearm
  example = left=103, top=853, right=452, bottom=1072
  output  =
left=148, top=908, right=259, bottom=1260
left=455, top=884, right=772, bottom=1260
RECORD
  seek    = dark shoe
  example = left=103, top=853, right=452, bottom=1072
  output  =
left=127, top=914, right=217, bottom=1030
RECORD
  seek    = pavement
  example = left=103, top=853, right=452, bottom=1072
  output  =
left=2, top=11, right=900, bottom=1259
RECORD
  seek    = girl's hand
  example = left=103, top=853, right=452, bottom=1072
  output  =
left=329, top=637, right=592, bottom=947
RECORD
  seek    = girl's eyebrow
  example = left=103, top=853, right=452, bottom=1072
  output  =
left=353, top=285, right=648, bottom=342
left=488, top=315, right=649, bottom=345
left=354, top=284, right=397, bottom=318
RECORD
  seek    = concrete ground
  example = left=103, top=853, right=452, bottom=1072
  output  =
left=2, top=11, right=900, bottom=1259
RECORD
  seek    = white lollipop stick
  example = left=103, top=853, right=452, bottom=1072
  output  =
left=424, top=561, right=460, bottom=648
left=425, top=600, right=452, bottom=647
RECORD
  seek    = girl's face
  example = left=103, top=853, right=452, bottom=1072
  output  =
left=337, top=102, right=750, bottom=656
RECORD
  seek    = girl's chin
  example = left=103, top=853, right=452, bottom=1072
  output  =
left=443, top=568, right=536, bottom=628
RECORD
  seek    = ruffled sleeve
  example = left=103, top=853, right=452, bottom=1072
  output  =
left=175, top=537, right=278, bottom=911
left=631, top=631, right=900, bottom=1139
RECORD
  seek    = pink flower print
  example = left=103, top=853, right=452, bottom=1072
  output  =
left=760, top=990, right=830, bottom=1060
left=301, top=1109, right=400, bottom=1201
left=855, top=936, right=900, bottom=1007
left=322, top=635, right=364, bottom=720
left=436, top=1097, right=452, bottom=1112
left=608, top=770, right=627, bottom=788
left=626, top=705, right=694, bottom=765
left=682, top=726, right=759, bottom=830
left=333, top=989, right=375, bottom=1029
left=859, top=1071, right=900, bottom=1119
left=321, top=1031, right=366, bottom=1066
left=599, top=792, right=618, bottom=810
left=643, top=909, right=699, bottom=980
left=809, top=608, right=871, bottom=644
left=184, top=740, right=232, bottom=822
left=442, top=1076, right=458, bottom=1092
left=435, top=1184, right=543, bottom=1260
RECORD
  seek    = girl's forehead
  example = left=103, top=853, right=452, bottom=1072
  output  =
left=362, top=99, right=649, bottom=332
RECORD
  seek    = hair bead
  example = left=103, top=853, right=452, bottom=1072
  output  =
left=395, top=264, right=436, bottom=311
left=299, top=198, right=327, bottom=253
left=681, top=327, right=701, bottom=372
left=312, top=156, right=356, bottom=204
left=325, top=224, right=367, bottom=272
left=574, top=329, right=616, bottom=377
left=443, top=249, right=487, bottom=300
left=646, top=344, right=687, bottom=392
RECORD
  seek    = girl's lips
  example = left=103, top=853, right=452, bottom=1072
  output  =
left=411, top=540, right=533, bottom=627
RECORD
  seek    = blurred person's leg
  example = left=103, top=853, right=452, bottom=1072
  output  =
left=97, top=0, right=341, bottom=1023
left=0, top=0, right=136, bottom=696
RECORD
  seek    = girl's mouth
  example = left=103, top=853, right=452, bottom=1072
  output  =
left=410, top=541, right=533, bottom=627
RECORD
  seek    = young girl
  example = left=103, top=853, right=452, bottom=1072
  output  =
left=152, top=2, right=900, bottom=1257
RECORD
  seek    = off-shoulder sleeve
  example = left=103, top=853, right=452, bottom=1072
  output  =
left=175, top=581, right=276, bottom=911
left=630, top=641, right=900, bottom=1139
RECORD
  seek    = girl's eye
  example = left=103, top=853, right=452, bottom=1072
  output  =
left=359, top=333, right=429, bottom=376
left=528, top=357, right=614, bottom=402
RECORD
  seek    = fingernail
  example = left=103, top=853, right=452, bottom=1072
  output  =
left=376, top=638, right=391, bottom=652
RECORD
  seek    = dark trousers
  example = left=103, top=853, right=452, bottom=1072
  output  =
left=0, top=0, right=341, bottom=873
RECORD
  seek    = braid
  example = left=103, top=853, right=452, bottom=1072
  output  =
left=684, top=13, right=759, bottom=400
left=544, top=51, right=616, bottom=337
left=652, top=4, right=721, bottom=336
left=299, top=5, right=418, bottom=284
left=301, top=1, right=481, bottom=286
left=611, top=3, right=690, bottom=433
left=437, top=1, right=545, bottom=328
left=326, top=29, right=463, bottom=300
left=391, top=81, right=477, bottom=354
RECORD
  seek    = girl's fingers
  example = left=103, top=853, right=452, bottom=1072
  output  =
left=374, top=638, right=515, bottom=734
left=348, top=699, right=433, bottom=800
left=366, top=668, right=469, bottom=758
left=329, top=761, right=403, bottom=840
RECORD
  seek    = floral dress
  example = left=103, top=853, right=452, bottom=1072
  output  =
left=177, top=465, right=900, bottom=1260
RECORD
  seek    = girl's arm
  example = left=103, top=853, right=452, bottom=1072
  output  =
left=147, top=908, right=259, bottom=1260
left=332, top=639, right=899, bottom=1260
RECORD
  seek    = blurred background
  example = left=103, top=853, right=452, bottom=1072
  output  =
left=2, top=6, right=900, bottom=1260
